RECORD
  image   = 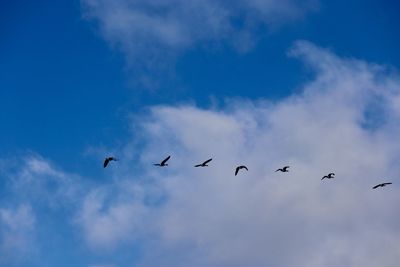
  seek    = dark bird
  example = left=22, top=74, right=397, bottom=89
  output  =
left=275, top=166, right=290, bottom=172
left=154, top=155, right=171, bottom=167
left=235, top=165, right=248, bottom=176
left=103, top=157, right=117, bottom=168
left=321, top=173, right=335, bottom=180
left=194, top=158, right=212, bottom=167
left=372, top=182, right=392, bottom=189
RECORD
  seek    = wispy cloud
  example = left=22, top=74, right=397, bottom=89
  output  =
left=0, top=154, right=87, bottom=265
left=0, top=204, right=36, bottom=265
left=74, top=41, right=400, bottom=266
left=77, top=184, right=151, bottom=250
left=81, top=0, right=318, bottom=85
left=1, top=41, right=399, bottom=266
left=2, top=154, right=85, bottom=207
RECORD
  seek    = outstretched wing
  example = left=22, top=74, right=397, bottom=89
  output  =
left=321, top=176, right=327, bottom=180
left=383, top=182, right=392, bottom=186
left=235, top=167, right=240, bottom=176
left=275, top=169, right=281, bottom=172
left=242, top=166, right=248, bottom=171
left=161, top=155, right=171, bottom=165
left=203, top=158, right=212, bottom=165
left=194, top=164, right=202, bottom=167
left=103, top=158, right=110, bottom=168
left=372, top=184, right=381, bottom=189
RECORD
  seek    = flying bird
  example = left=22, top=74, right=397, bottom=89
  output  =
left=321, top=173, right=335, bottom=180
left=235, top=165, right=248, bottom=176
left=103, top=157, right=117, bottom=168
left=154, top=155, right=171, bottom=167
left=194, top=158, right=212, bottom=167
left=275, top=166, right=290, bottom=172
left=372, top=182, right=392, bottom=189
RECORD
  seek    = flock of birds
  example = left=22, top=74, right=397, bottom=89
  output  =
left=103, top=156, right=393, bottom=189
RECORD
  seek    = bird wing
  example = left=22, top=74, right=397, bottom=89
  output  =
left=372, top=184, right=381, bottom=189
left=383, top=182, right=392, bottom=186
left=194, top=164, right=201, bottom=167
left=284, top=166, right=290, bottom=170
left=322, top=176, right=327, bottom=180
left=161, top=155, right=171, bottom=165
left=243, top=166, right=248, bottom=171
left=203, top=158, right=212, bottom=164
left=235, top=167, right=239, bottom=176
left=329, top=173, right=335, bottom=176
left=103, top=158, right=110, bottom=168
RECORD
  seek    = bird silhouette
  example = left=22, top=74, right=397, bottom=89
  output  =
left=103, top=157, right=117, bottom=168
left=235, top=165, right=248, bottom=176
left=276, top=166, right=289, bottom=172
left=372, top=182, right=392, bottom=189
left=154, top=155, right=171, bottom=167
left=194, top=158, right=212, bottom=167
left=321, top=173, right=335, bottom=180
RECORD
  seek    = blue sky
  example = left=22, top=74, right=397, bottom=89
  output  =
left=1, top=1, right=400, bottom=267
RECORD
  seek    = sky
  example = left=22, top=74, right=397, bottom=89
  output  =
left=1, top=0, right=400, bottom=266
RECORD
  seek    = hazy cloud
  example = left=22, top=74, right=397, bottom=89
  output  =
left=2, top=154, right=84, bottom=207
left=81, top=0, right=318, bottom=83
left=0, top=155, right=87, bottom=265
left=0, top=204, right=36, bottom=265
left=2, top=40, right=399, bottom=267
left=76, top=41, right=400, bottom=266
left=77, top=183, right=151, bottom=250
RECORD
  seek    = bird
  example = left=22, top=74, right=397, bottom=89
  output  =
left=235, top=165, right=248, bottom=176
left=275, top=166, right=289, bottom=172
left=372, top=182, right=392, bottom=189
left=321, top=173, right=335, bottom=180
left=103, top=157, right=117, bottom=168
left=194, top=158, right=212, bottom=167
left=154, top=155, right=171, bottom=167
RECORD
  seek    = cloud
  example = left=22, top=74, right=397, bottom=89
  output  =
left=0, top=204, right=36, bottom=265
left=0, top=154, right=88, bottom=265
left=1, top=40, right=399, bottom=266
left=81, top=0, right=318, bottom=84
left=2, top=40, right=399, bottom=266
left=1, top=154, right=84, bottom=207
left=77, top=183, right=151, bottom=250
left=75, top=41, right=400, bottom=266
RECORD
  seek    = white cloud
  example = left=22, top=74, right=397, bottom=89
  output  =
left=81, top=0, right=318, bottom=81
left=0, top=204, right=36, bottom=265
left=1, top=40, right=398, bottom=266
left=0, top=155, right=87, bottom=264
left=5, top=154, right=84, bottom=207
left=77, top=183, right=150, bottom=250
left=76, top=41, right=400, bottom=266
